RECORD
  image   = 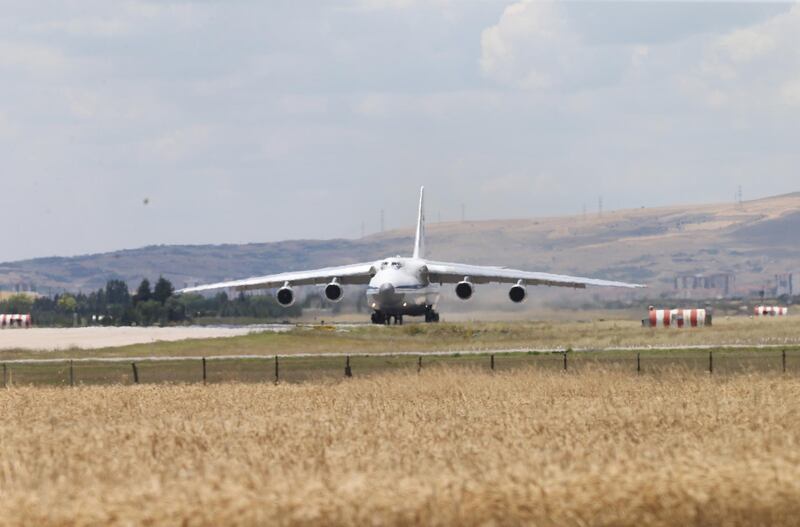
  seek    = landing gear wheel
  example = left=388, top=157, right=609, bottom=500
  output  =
left=371, top=312, right=386, bottom=325
left=424, top=307, right=440, bottom=323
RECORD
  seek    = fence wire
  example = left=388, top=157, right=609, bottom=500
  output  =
left=0, top=349, right=795, bottom=387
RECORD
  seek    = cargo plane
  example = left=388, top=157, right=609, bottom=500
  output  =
left=178, top=188, right=644, bottom=324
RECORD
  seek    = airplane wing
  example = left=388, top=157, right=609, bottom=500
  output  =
left=177, top=262, right=375, bottom=294
left=425, top=261, right=644, bottom=289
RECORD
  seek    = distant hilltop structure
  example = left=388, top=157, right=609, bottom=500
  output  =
left=674, top=273, right=735, bottom=299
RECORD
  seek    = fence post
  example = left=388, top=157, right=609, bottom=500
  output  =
left=202, top=357, right=207, bottom=385
left=345, top=356, right=352, bottom=377
left=131, top=362, right=139, bottom=384
left=708, top=351, right=713, bottom=375
left=637, top=353, right=640, bottom=375
left=563, top=351, right=568, bottom=371
left=274, top=356, right=279, bottom=384
left=69, top=360, right=74, bottom=387
left=417, top=356, right=422, bottom=373
left=490, top=354, right=495, bottom=371
left=783, top=349, right=787, bottom=374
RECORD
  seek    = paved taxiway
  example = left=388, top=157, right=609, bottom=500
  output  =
left=0, top=325, right=293, bottom=351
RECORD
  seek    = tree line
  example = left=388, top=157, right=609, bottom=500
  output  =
left=0, top=277, right=301, bottom=327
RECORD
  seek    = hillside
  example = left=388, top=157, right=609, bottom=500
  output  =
left=2, top=193, right=799, bottom=296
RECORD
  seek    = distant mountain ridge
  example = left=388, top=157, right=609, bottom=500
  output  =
left=2, top=193, right=799, bottom=295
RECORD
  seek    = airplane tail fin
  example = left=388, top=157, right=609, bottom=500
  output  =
left=412, top=186, right=426, bottom=259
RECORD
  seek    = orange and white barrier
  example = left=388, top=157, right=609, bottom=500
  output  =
left=645, top=307, right=710, bottom=328
left=0, top=314, right=32, bottom=328
left=754, top=306, right=788, bottom=317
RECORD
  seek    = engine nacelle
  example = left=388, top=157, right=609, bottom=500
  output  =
left=455, top=280, right=474, bottom=300
left=509, top=282, right=527, bottom=303
left=324, top=280, right=344, bottom=303
left=276, top=284, right=295, bottom=307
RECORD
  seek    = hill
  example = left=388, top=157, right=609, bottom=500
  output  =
left=2, top=193, right=799, bottom=297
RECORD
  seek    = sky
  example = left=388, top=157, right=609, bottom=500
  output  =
left=2, top=1, right=799, bottom=261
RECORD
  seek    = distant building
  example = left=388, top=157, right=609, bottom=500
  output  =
left=673, top=273, right=735, bottom=298
left=775, top=273, right=794, bottom=297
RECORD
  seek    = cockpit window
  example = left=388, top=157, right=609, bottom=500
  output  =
left=379, top=260, right=403, bottom=270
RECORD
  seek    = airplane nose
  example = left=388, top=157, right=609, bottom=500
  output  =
left=379, top=283, right=395, bottom=296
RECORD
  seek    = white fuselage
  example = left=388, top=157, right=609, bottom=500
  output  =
left=366, top=257, right=440, bottom=316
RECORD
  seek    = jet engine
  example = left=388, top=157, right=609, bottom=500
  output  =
left=509, top=281, right=527, bottom=303
left=324, top=279, right=344, bottom=303
left=276, top=284, right=295, bottom=307
left=455, top=280, right=474, bottom=300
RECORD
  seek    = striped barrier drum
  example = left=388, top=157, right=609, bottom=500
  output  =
left=754, top=306, right=788, bottom=317
left=0, top=314, right=32, bottom=328
left=645, top=307, right=710, bottom=328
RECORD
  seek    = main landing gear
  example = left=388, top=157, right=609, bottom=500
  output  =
left=424, top=307, right=440, bottom=323
left=371, top=312, right=404, bottom=325
left=370, top=307, right=439, bottom=325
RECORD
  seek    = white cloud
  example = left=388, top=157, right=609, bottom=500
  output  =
left=480, top=1, right=576, bottom=89
left=151, top=125, right=213, bottom=162
left=30, top=17, right=132, bottom=38
left=350, top=0, right=453, bottom=11
left=479, top=1, right=644, bottom=92
left=630, top=45, right=649, bottom=69
left=0, top=41, right=68, bottom=74
left=780, top=79, right=800, bottom=107
left=694, top=4, right=800, bottom=108
left=0, top=111, right=16, bottom=139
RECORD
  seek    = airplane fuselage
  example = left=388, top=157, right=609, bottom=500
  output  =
left=366, top=257, right=440, bottom=320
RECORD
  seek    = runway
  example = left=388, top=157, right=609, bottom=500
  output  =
left=0, top=325, right=294, bottom=351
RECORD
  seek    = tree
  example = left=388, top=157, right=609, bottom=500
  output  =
left=134, top=279, right=151, bottom=305
left=105, top=280, right=131, bottom=306
left=165, top=296, right=186, bottom=322
left=57, top=294, right=77, bottom=313
left=153, top=276, right=174, bottom=305
left=1, top=294, right=33, bottom=314
left=135, top=300, right=163, bottom=326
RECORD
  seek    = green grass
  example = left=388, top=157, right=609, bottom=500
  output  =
left=3, top=317, right=800, bottom=361
left=1, top=348, right=796, bottom=387
left=2, top=318, right=799, bottom=385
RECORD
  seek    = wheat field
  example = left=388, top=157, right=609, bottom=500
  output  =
left=1, top=368, right=799, bottom=526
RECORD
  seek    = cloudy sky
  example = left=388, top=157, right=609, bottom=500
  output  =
left=2, top=1, right=799, bottom=261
